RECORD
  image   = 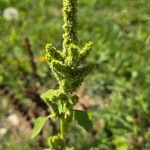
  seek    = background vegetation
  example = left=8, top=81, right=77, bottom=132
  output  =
left=0, top=0, right=150, bottom=149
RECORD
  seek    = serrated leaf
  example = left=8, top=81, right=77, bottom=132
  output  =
left=31, top=116, right=48, bottom=139
left=74, top=109, right=92, bottom=132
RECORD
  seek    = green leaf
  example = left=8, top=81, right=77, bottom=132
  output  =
left=41, top=89, right=53, bottom=101
left=113, top=136, right=128, bottom=150
left=31, top=116, right=48, bottom=139
left=74, top=109, right=92, bottom=132
left=41, top=89, right=58, bottom=102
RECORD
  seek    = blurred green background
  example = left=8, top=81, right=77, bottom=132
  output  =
left=0, top=0, right=150, bottom=149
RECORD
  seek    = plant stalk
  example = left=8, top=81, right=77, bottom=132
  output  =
left=60, top=0, right=78, bottom=143
left=60, top=118, right=65, bottom=140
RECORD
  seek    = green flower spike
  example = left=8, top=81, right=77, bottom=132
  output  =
left=32, top=0, right=94, bottom=149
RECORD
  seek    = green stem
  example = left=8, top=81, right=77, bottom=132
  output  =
left=60, top=118, right=65, bottom=140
